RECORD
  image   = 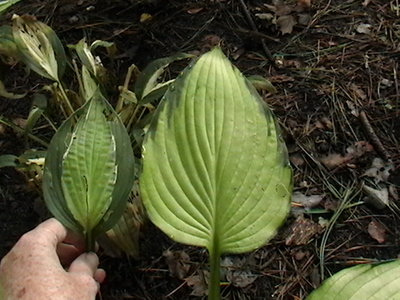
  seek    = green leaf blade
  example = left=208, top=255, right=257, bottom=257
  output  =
left=61, top=98, right=117, bottom=232
left=141, top=48, right=292, bottom=254
left=307, top=260, right=400, bottom=300
left=43, top=91, right=135, bottom=246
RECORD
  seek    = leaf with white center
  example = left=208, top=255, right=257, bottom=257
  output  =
left=140, top=48, right=292, bottom=298
left=43, top=91, right=134, bottom=249
left=307, top=260, right=400, bottom=300
left=12, top=15, right=66, bottom=81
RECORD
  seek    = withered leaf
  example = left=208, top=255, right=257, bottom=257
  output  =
left=276, top=15, right=297, bottom=35
left=368, top=220, right=386, bottom=243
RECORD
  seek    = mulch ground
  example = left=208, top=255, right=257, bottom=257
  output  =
left=1, top=0, right=399, bottom=299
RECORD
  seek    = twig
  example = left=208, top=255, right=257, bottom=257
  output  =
left=238, top=0, right=275, bottom=64
left=359, top=111, right=391, bottom=160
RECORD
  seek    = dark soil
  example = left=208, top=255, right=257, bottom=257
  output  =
left=1, top=0, right=399, bottom=299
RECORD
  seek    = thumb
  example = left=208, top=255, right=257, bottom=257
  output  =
left=68, top=252, right=99, bottom=277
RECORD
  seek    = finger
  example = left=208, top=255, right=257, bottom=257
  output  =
left=68, top=252, right=99, bottom=276
left=57, top=243, right=81, bottom=266
left=94, top=268, right=106, bottom=283
left=33, top=218, right=68, bottom=248
left=62, top=230, right=85, bottom=253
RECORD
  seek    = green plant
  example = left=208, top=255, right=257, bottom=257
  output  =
left=42, top=90, right=135, bottom=250
left=0, top=0, right=23, bottom=16
left=0, top=15, right=195, bottom=255
left=140, top=47, right=292, bottom=299
left=307, top=259, right=400, bottom=299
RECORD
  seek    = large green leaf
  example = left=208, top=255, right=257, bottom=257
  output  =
left=43, top=91, right=135, bottom=247
left=140, top=47, right=292, bottom=255
left=307, top=260, right=400, bottom=300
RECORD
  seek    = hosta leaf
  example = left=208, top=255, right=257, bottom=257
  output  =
left=12, top=15, right=66, bottom=81
left=307, top=260, right=400, bottom=300
left=61, top=97, right=117, bottom=232
left=43, top=91, right=134, bottom=244
left=140, top=48, right=292, bottom=255
left=0, top=0, right=22, bottom=15
left=0, top=25, right=20, bottom=63
left=134, top=52, right=194, bottom=100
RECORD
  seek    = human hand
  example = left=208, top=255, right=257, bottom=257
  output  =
left=0, top=218, right=105, bottom=300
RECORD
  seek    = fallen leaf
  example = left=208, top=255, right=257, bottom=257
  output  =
left=292, top=192, right=324, bottom=208
left=368, top=220, right=386, bottom=243
left=350, top=83, right=367, bottom=100
left=297, top=0, right=311, bottom=8
left=264, top=3, right=293, bottom=16
left=324, top=199, right=339, bottom=211
left=363, top=185, right=389, bottom=209
left=185, top=271, right=208, bottom=296
left=276, top=15, right=297, bottom=34
left=320, top=153, right=349, bottom=169
left=321, top=141, right=374, bottom=169
left=222, top=257, right=258, bottom=288
left=163, top=249, right=191, bottom=280
left=187, top=7, right=204, bottom=14
left=356, top=23, right=372, bottom=34
left=255, top=13, right=274, bottom=21
left=285, top=215, right=322, bottom=246
left=346, top=141, right=374, bottom=158
left=363, top=158, right=394, bottom=183
left=298, top=13, right=311, bottom=25
left=290, top=153, right=305, bottom=167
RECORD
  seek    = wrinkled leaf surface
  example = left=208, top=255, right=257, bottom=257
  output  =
left=307, top=260, right=400, bottom=300
left=141, top=48, right=292, bottom=255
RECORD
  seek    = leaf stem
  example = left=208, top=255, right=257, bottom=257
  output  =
left=85, top=231, right=96, bottom=252
left=57, top=81, right=75, bottom=117
left=208, top=246, right=221, bottom=300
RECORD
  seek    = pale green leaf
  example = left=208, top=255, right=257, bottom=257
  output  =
left=140, top=48, right=292, bottom=255
left=70, top=39, right=97, bottom=76
left=0, top=25, right=20, bottom=63
left=0, top=154, right=18, bottom=168
left=307, top=260, right=400, bottom=300
left=134, top=52, right=194, bottom=100
left=247, top=75, right=277, bottom=94
left=81, top=65, right=98, bottom=101
left=43, top=91, right=135, bottom=242
left=12, top=15, right=66, bottom=81
left=61, top=97, right=117, bottom=232
left=0, top=0, right=22, bottom=15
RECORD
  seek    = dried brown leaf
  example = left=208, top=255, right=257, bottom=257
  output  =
left=185, top=271, right=208, bottom=296
left=297, top=0, right=311, bottom=8
left=292, top=192, right=324, bottom=208
left=356, top=23, right=372, bottom=34
left=285, top=215, right=322, bottom=246
left=363, top=158, right=394, bottom=183
left=222, top=257, right=258, bottom=288
left=187, top=7, right=204, bottom=14
left=368, top=220, right=386, bottom=243
left=163, top=249, right=191, bottom=280
left=276, top=15, right=297, bottom=34
left=320, top=153, right=349, bottom=169
left=264, top=3, right=293, bottom=16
